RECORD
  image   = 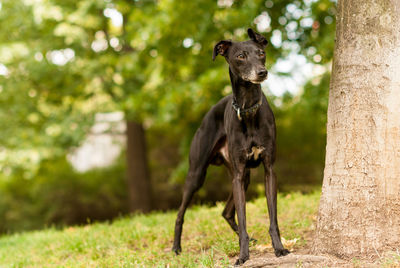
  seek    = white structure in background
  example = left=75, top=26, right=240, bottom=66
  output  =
left=67, top=112, right=126, bottom=172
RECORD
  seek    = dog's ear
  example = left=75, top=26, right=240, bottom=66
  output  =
left=212, top=40, right=232, bottom=61
left=247, top=28, right=268, bottom=48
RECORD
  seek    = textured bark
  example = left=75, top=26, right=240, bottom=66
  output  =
left=126, top=120, right=152, bottom=212
left=312, top=0, right=400, bottom=258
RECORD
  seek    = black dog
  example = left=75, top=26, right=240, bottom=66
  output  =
left=172, top=28, right=289, bottom=265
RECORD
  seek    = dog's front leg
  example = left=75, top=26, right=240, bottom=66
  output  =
left=263, top=161, right=290, bottom=257
left=232, top=165, right=249, bottom=265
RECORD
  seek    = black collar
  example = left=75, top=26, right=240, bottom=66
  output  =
left=232, top=94, right=263, bottom=121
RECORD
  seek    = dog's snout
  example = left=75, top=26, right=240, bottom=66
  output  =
left=257, top=70, right=268, bottom=77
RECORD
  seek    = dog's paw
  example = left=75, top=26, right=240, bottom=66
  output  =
left=172, top=246, right=182, bottom=255
left=274, top=248, right=290, bottom=257
left=234, top=256, right=249, bottom=266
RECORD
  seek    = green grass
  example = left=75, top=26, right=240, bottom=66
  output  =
left=0, top=191, right=320, bottom=267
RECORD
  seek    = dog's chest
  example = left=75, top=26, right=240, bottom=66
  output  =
left=246, top=146, right=265, bottom=161
left=218, top=139, right=265, bottom=165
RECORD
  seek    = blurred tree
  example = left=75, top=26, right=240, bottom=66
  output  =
left=0, top=0, right=158, bottom=212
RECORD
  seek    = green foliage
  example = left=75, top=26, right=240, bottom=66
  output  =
left=0, top=157, right=128, bottom=233
left=0, top=191, right=320, bottom=266
left=0, top=0, right=337, bottom=232
left=274, top=71, right=330, bottom=189
left=0, top=0, right=336, bottom=169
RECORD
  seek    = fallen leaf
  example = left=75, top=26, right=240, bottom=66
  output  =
left=281, top=237, right=299, bottom=249
left=255, top=243, right=272, bottom=252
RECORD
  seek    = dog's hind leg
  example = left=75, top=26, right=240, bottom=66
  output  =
left=172, top=99, right=228, bottom=255
left=222, top=169, right=250, bottom=235
left=222, top=191, right=238, bottom=234
left=172, top=166, right=207, bottom=255
left=172, top=111, right=225, bottom=255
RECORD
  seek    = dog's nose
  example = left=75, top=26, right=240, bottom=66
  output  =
left=258, top=70, right=268, bottom=77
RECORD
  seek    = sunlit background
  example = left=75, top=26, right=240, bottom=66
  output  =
left=0, top=0, right=335, bottom=233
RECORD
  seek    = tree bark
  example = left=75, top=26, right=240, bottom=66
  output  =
left=312, top=0, right=400, bottom=258
left=126, top=120, right=152, bottom=212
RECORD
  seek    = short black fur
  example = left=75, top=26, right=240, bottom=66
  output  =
left=172, top=28, right=289, bottom=265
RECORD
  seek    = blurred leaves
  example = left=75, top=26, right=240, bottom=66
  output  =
left=0, top=0, right=335, bottom=202
left=0, top=0, right=335, bottom=168
left=0, top=157, right=128, bottom=233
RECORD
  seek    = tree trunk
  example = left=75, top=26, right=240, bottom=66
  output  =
left=312, top=0, right=400, bottom=258
left=126, top=120, right=152, bottom=212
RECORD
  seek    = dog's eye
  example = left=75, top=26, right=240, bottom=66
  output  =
left=237, top=54, right=245, bottom=59
left=259, top=51, right=265, bottom=57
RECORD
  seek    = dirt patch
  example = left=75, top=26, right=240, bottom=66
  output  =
left=232, top=248, right=400, bottom=267
left=242, top=253, right=347, bottom=267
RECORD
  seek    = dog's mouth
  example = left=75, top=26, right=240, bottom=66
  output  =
left=250, top=74, right=268, bottom=84
left=241, top=70, right=268, bottom=84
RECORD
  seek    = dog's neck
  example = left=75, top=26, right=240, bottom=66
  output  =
left=229, top=67, right=262, bottom=109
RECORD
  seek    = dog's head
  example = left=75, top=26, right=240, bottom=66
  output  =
left=213, top=28, right=268, bottom=84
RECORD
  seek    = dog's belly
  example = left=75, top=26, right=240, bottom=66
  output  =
left=209, top=139, right=230, bottom=166
left=219, top=141, right=230, bottom=164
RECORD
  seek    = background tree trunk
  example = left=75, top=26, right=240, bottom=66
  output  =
left=126, top=120, right=152, bottom=212
left=312, top=0, right=400, bottom=258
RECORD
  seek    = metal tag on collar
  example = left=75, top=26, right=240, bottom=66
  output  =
left=237, top=108, right=242, bottom=121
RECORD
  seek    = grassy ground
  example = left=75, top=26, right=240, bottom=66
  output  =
left=0, top=191, right=320, bottom=267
